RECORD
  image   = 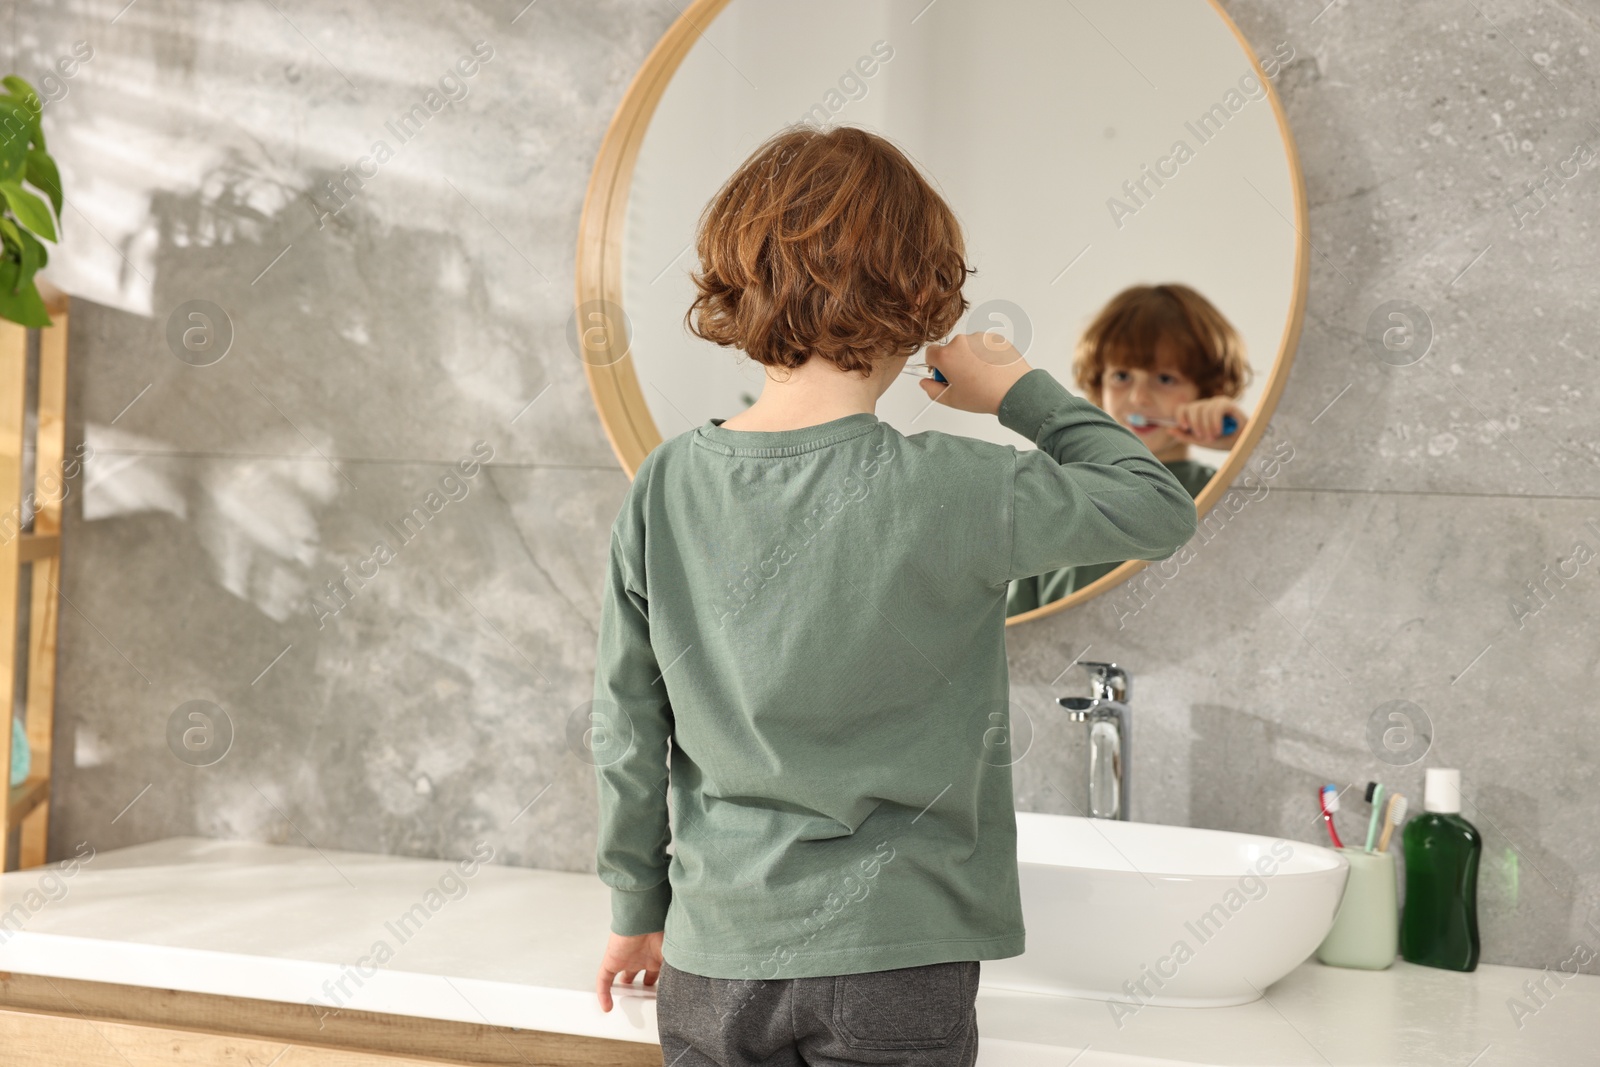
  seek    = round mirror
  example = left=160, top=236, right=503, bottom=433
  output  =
left=577, top=0, right=1307, bottom=624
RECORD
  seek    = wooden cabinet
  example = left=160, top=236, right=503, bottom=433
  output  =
left=0, top=973, right=661, bottom=1067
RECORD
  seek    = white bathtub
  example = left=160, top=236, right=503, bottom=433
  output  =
left=982, top=811, right=1349, bottom=1007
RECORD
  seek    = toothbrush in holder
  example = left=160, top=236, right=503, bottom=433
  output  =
left=1128, top=412, right=1239, bottom=436
left=1319, top=784, right=1344, bottom=849
left=1376, top=794, right=1408, bottom=853
left=1363, top=782, right=1386, bottom=853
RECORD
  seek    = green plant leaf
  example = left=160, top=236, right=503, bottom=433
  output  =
left=1, top=180, right=55, bottom=242
left=0, top=255, right=51, bottom=327
left=0, top=217, right=30, bottom=292
left=0, top=217, right=41, bottom=269
left=9, top=245, right=36, bottom=296
left=0, top=146, right=22, bottom=184
left=0, top=218, right=41, bottom=293
left=0, top=78, right=42, bottom=117
left=0, top=96, right=35, bottom=158
left=0, top=77, right=43, bottom=151
left=25, top=148, right=61, bottom=218
left=0, top=101, right=26, bottom=184
left=1, top=214, right=48, bottom=268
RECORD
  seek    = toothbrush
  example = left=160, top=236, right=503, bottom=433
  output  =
left=1127, top=412, right=1239, bottom=436
left=1363, top=781, right=1386, bottom=853
left=1319, top=784, right=1344, bottom=849
left=902, top=363, right=948, bottom=384
left=1376, top=794, right=1408, bottom=853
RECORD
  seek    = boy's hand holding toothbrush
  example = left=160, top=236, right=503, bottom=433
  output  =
left=919, top=331, right=1033, bottom=416
left=1156, top=396, right=1248, bottom=446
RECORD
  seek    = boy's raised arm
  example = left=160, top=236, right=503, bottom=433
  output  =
left=996, top=368, right=1199, bottom=584
left=591, top=521, right=674, bottom=935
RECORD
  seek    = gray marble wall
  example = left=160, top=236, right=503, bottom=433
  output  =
left=13, top=0, right=1597, bottom=976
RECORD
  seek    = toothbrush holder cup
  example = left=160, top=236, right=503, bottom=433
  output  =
left=1316, top=847, right=1398, bottom=970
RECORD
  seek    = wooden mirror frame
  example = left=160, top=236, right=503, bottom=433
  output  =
left=576, top=0, right=1310, bottom=626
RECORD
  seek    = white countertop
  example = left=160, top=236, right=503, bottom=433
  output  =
left=0, top=837, right=1593, bottom=1065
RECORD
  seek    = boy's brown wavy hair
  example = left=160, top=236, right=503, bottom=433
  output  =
left=1072, top=284, right=1252, bottom=401
left=686, top=125, right=973, bottom=377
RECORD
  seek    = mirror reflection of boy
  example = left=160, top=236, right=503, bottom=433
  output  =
left=1005, top=284, right=1252, bottom=617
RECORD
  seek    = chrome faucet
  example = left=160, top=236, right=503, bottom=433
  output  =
left=1056, top=662, right=1131, bottom=820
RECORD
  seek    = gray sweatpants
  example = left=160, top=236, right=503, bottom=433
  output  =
left=656, top=959, right=980, bottom=1067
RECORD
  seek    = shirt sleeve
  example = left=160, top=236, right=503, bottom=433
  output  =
left=995, top=369, right=1199, bottom=584
left=592, top=518, right=674, bottom=935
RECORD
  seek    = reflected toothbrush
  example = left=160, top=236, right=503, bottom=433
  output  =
left=1320, top=784, right=1344, bottom=849
left=1364, top=782, right=1386, bottom=853
left=1128, top=412, right=1238, bottom=436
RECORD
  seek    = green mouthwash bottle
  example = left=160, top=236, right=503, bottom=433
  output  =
left=1399, top=768, right=1481, bottom=971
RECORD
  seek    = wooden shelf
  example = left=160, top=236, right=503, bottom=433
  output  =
left=16, top=533, right=58, bottom=563
left=1, top=279, right=69, bottom=870
left=6, top=775, right=49, bottom=829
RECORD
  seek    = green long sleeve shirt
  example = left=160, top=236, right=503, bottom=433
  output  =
left=590, top=368, right=1198, bottom=980
left=1005, top=458, right=1216, bottom=616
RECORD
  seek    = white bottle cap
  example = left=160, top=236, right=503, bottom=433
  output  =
left=1423, top=768, right=1462, bottom=814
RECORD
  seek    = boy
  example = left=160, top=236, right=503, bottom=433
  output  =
left=1006, top=284, right=1251, bottom=616
left=590, top=125, right=1197, bottom=1066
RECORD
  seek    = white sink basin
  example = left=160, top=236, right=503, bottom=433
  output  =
left=982, top=811, right=1349, bottom=1008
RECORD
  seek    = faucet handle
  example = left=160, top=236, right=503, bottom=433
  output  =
left=1077, top=661, right=1131, bottom=703
left=1056, top=662, right=1132, bottom=719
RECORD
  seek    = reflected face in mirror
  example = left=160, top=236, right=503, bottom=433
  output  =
left=1103, top=353, right=1204, bottom=462
left=1071, top=283, right=1253, bottom=464
left=1002, top=282, right=1252, bottom=619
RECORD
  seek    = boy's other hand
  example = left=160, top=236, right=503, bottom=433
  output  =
left=596, top=930, right=664, bottom=1012
left=921, top=331, right=1033, bottom=416
left=1167, top=396, right=1248, bottom=446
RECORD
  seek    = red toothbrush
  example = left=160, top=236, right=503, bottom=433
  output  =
left=1319, top=784, right=1344, bottom=848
